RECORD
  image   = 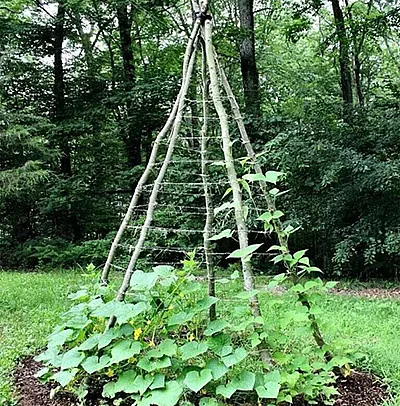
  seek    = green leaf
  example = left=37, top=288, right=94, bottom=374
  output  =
left=180, top=341, right=208, bottom=360
left=167, top=311, right=194, bottom=326
left=110, top=340, right=141, bottom=364
left=204, top=320, right=230, bottom=336
left=228, top=244, right=263, bottom=259
left=81, top=355, right=111, bottom=374
left=216, top=383, right=237, bottom=398
left=68, top=289, right=89, bottom=301
left=98, top=328, right=119, bottom=349
left=52, top=369, right=78, bottom=387
left=78, top=334, right=101, bottom=351
left=207, top=333, right=232, bottom=357
left=130, top=270, right=158, bottom=291
left=158, top=339, right=177, bottom=357
left=242, top=173, right=266, bottom=182
left=48, top=329, right=74, bottom=348
left=184, top=369, right=213, bottom=392
left=209, top=229, right=232, bottom=241
left=257, top=212, right=273, bottom=223
left=150, top=374, right=165, bottom=390
left=256, top=382, right=281, bottom=399
left=205, top=359, right=228, bottom=380
left=264, top=171, right=284, bottom=184
left=102, top=382, right=117, bottom=398
left=61, top=349, right=85, bottom=370
left=272, top=210, right=284, bottom=219
left=137, top=355, right=171, bottom=372
left=137, top=381, right=183, bottom=406
left=293, top=249, right=308, bottom=260
left=192, top=296, right=219, bottom=313
left=221, top=347, right=247, bottom=367
left=116, top=373, right=153, bottom=395
left=214, top=202, right=234, bottom=215
left=231, top=371, right=255, bottom=391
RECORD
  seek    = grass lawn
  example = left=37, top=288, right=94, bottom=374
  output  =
left=0, top=270, right=399, bottom=405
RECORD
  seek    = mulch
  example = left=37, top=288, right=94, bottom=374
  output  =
left=14, top=357, right=389, bottom=406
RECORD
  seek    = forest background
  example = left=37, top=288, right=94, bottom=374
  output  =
left=0, top=0, right=399, bottom=279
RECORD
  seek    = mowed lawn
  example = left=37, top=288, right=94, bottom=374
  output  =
left=0, top=271, right=400, bottom=405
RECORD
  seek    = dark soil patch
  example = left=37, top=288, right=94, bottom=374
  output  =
left=14, top=357, right=389, bottom=406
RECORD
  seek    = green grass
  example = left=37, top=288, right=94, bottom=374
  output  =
left=0, top=271, right=400, bottom=405
left=0, top=271, right=86, bottom=404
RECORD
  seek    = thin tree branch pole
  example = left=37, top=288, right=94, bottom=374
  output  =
left=101, top=22, right=201, bottom=285
left=113, top=37, right=200, bottom=309
left=200, top=41, right=216, bottom=321
left=204, top=19, right=272, bottom=366
left=216, top=55, right=327, bottom=351
left=203, top=21, right=259, bottom=318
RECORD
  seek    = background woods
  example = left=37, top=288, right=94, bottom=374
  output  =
left=0, top=0, right=399, bottom=278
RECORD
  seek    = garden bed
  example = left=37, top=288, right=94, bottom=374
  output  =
left=14, top=357, right=388, bottom=406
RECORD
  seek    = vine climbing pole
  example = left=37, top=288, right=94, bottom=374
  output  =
left=102, top=0, right=327, bottom=358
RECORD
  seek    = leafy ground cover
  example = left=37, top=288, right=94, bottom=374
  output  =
left=0, top=271, right=399, bottom=405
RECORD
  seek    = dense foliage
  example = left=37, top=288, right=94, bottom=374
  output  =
left=0, top=0, right=399, bottom=278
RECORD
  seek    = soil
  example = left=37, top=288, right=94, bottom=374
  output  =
left=14, top=357, right=389, bottom=406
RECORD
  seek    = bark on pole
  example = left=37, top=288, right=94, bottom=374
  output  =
left=200, top=41, right=216, bottom=321
left=112, top=38, right=200, bottom=309
left=203, top=20, right=258, bottom=316
left=204, top=19, right=271, bottom=365
left=101, top=22, right=202, bottom=284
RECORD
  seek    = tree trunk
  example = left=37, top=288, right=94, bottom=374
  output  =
left=331, top=0, right=353, bottom=106
left=116, top=3, right=141, bottom=168
left=54, top=0, right=82, bottom=241
left=238, top=0, right=261, bottom=141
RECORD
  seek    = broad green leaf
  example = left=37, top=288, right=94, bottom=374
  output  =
left=130, top=270, right=158, bottom=291
left=256, top=382, right=281, bottom=399
left=48, top=329, right=74, bottom=348
left=204, top=320, right=230, bottom=336
left=150, top=374, right=165, bottom=390
left=216, top=383, right=237, bottom=398
left=209, top=229, right=232, bottom=241
left=137, top=355, right=171, bottom=372
left=68, top=289, right=88, bottom=301
left=137, top=380, right=183, bottom=406
left=81, top=355, right=111, bottom=374
left=264, top=171, right=284, bottom=184
left=192, top=296, right=219, bottom=313
left=98, top=328, right=118, bottom=349
left=110, top=340, right=141, bottom=364
left=61, top=349, right=85, bottom=370
left=272, top=210, right=284, bottom=219
left=167, top=311, right=194, bottom=326
left=227, top=244, right=263, bottom=259
left=242, top=173, right=266, bottom=182
left=207, top=333, right=232, bottom=357
left=158, top=339, right=177, bottom=357
left=115, top=372, right=153, bottom=395
left=78, top=334, right=101, bottom=351
left=231, top=371, right=255, bottom=391
left=257, top=212, right=273, bottom=223
left=205, top=359, right=228, bottom=380
left=293, top=249, right=308, bottom=260
left=102, top=382, right=117, bottom=398
left=184, top=369, right=213, bottom=392
left=221, top=347, right=247, bottom=367
left=180, top=341, right=208, bottom=360
left=52, top=369, right=78, bottom=387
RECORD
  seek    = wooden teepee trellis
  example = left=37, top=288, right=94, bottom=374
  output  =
left=100, top=0, right=327, bottom=362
